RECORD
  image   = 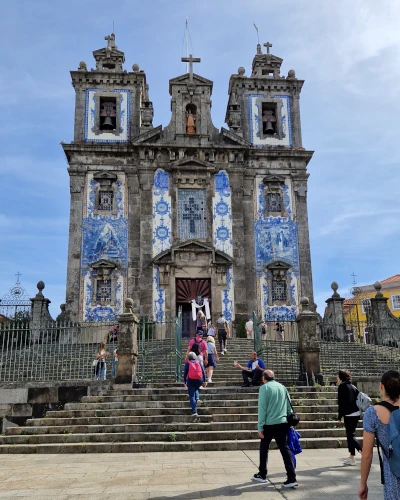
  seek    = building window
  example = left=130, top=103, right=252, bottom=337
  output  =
left=178, top=189, right=207, bottom=239
left=99, top=97, right=117, bottom=131
left=95, top=279, right=112, bottom=303
left=391, top=294, right=400, bottom=310
left=91, top=260, right=118, bottom=306
left=261, top=103, right=277, bottom=135
left=98, top=190, right=114, bottom=211
left=93, top=173, right=118, bottom=215
left=272, top=278, right=287, bottom=301
left=361, top=299, right=372, bottom=314
left=267, top=192, right=282, bottom=213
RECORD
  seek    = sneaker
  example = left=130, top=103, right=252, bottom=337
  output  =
left=208, top=379, right=212, bottom=383
left=196, top=399, right=201, bottom=406
left=224, top=348, right=227, bottom=352
left=343, top=457, right=357, bottom=466
left=283, top=479, right=298, bottom=488
left=191, top=412, right=198, bottom=417
left=220, top=351, right=224, bottom=355
left=252, top=473, right=268, bottom=483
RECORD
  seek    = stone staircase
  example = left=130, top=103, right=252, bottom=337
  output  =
left=0, top=338, right=364, bottom=454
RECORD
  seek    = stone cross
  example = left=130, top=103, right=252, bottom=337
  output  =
left=181, top=54, right=201, bottom=83
left=351, top=272, right=357, bottom=285
left=105, top=34, right=116, bottom=50
left=15, top=271, right=22, bottom=282
left=264, top=42, right=273, bottom=54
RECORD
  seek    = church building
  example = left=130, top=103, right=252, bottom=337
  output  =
left=63, top=34, right=314, bottom=333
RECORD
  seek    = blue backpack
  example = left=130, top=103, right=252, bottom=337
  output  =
left=375, top=402, right=400, bottom=484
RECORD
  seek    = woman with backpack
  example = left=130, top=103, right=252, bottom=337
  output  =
left=184, top=352, right=207, bottom=417
left=337, top=369, right=362, bottom=466
left=206, top=336, right=219, bottom=383
left=358, top=370, right=400, bottom=500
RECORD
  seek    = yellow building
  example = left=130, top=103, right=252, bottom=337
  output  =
left=344, top=274, right=400, bottom=342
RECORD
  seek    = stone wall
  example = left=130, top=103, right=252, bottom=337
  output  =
left=0, top=381, right=110, bottom=433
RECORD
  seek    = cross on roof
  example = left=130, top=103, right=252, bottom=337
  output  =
left=264, top=42, right=273, bottom=54
left=181, top=54, right=201, bottom=83
left=15, top=271, right=22, bottom=282
left=351, top=272, right=357, bottom=285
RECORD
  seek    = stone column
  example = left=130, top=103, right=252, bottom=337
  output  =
left=294, top=181, right=314, bottom=304
left=296, top=297, right=320, bottom=381
left=30, top=281, right=53, bottom=342
left=324, top=282, right=346, bottom=341
left=65, top=172, right=85, bottom=320
left=115, top=298, right=139, bottom=385
left=370, top=282, right=400, bottom=345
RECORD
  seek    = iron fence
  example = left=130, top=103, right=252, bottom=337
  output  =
left=0, top=320, right=116, bottom=382
left=318, top=320, right=400, bottom=379
left=253, top=312, right=300, bottom=383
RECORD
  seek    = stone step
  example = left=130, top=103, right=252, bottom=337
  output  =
left=82, top=394, right=338, bottom=403
left=0, top=427, right=363, bottom=445
left=7, top=419, right=361, bottom=435
left=0, top=436, right=364, bottom=454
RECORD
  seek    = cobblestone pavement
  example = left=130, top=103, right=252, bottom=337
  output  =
left=0, top=448, right=382, bottom=499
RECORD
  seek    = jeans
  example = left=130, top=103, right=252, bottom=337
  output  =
left=344, top=415, right=362, bottom=455
left=95, top=361, right=106, bottom=380
left=111, top=359, right=118, bottom=377
left=218, top=330, right=227, bottom=351
left=187, top=378, right=204, bottom=412
left=242, top=369, right=262, bottom=386
left=259, top=423, right=296, bottom=481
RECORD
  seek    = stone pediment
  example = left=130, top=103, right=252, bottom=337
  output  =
left=93, top=48, right=125, bottom=58
left=90, top=259, right=118, bottom=270
left=169, top=73, right=213, bottom=92
left=221, top=127, right=252, bottom=147
left=153, top=241, right=233, bottom=266
left=266, top=260, right=291, bottom=271
left=93, top=172, right=118, bottom=181
left=262, top=174, right=286, bottom=184
left=169, top=157, right=215, bottom=171
left=132, top=125, right=162, bottom=144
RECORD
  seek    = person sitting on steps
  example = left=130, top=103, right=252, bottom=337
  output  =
left=234, top=351, right=266, bottom=387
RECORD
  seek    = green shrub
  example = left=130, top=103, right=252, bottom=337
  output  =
left=236, top=318, right=247, bottom=338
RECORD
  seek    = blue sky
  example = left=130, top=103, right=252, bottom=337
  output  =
left=1, top=0, right=400, bottom=317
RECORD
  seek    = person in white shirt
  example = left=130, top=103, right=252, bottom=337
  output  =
left=245, top=318, right=254, bottom=339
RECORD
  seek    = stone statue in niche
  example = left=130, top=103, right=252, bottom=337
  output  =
left=186, top=110, right=196, bottom=134
left=262, top=109, right=277, bottom=135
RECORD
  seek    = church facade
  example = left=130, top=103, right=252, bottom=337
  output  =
left=63, top=34, right=314, bottom=332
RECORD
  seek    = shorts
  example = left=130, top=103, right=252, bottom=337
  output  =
left=207, top=354, right=216, bottom=367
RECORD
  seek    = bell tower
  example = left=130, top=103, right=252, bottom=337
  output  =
left=70, top=33, right=152, bottom=143
left=225, top=42, right=315, bottom=319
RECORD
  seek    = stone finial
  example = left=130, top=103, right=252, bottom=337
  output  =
left=256, top=44, right=262, bottom=55
left=331, top=281, right=340, bottom=298
left=60, top=304, right=66, bottom=313
left=287, top=69, right=296, bottom=79
left=78, top=61, right=87, bottom=71
left=36, top=281, right=45, bottom=297
left=132, top=63, right=140, bottom=72
left=374, top=281, right=383, bottom=298
left=238, top=66, right=245, bottom=76
left=300, top=296, right=310, bottom=312
left=124, top=298, right=134, bottom=314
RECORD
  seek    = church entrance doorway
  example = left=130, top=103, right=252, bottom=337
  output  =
left=176, top=278, right=211, bottom=338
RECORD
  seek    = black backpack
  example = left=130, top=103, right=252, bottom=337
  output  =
left=191, top=341, right=201, bottom=356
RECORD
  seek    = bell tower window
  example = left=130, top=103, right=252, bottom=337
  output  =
left=96, top=279, right=112, bottom=303
left=261, top=103, right=277, bottom=135
left=98, top=190, right=114, bottom=211
left=267, top=192, right=282, bottom=213
left=262, top=175, right=286, bottom=217
left=99, top=97, right=117, bottom=130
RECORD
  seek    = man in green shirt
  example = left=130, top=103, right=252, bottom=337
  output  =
left=252, top=369, right=298, bottom=488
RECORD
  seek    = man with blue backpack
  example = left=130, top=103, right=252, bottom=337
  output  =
left=184, top=352, right=207, bottom=417
left=358, top=370, right=400, bottom=499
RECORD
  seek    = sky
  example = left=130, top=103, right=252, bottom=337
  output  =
left=1, top=0, right=400, bottom=317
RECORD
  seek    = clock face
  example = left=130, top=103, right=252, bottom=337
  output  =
left=248, top=94, right=292, bottom=147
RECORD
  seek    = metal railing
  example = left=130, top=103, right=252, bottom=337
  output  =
left=318, top=320, right=400, bottom=378
left=0, top=320, right=116, bottom=382
left=136, top=313, right=183, bottom=384
left=253, top=312, right=300, bottom=383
